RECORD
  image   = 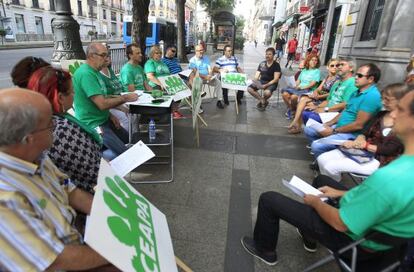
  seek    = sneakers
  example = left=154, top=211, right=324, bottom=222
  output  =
left=296, top=228, right=317, bottom=253
left=173, top=111, right=184, bottom=119
left=256, top=102, right=265, bottom=111
left=285, top=109, right=291, bottom=119
left=216, top=100, right=225, bottom=109
left=241, top=236, right=278, bottom=266
left=201, top=91, right=207, bottom=98
left=306, top=144, right=311, bottom=149
left=224, top=99, right=230, bottom=106
left=309, top=161, right=319, bottom=171
left=198, top=107, right=204, bottom=114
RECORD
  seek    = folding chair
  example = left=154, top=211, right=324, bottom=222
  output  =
left=304, top=231, right=411, bottom=272
left=348, top=172, right=369, bottom=185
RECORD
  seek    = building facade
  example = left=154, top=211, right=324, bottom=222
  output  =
left=0, top=0, right=127, bottom=42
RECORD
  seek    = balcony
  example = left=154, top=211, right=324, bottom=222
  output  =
left=88, top=12, right=97, bottom=19
left=313, top=0, right=329, bottom=15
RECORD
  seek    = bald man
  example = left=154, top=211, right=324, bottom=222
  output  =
left=0, top=88, right=111, bottom=271
left=73, top=42, right=138, bottom=158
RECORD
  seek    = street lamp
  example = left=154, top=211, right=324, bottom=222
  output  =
left=51, top=0, right=86, bottom=67
left=208, top=0, right=215, bottom=43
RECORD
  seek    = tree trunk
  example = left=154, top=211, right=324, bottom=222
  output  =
left=132, top=0, right=150, bottom=56
left=176, top=0, right=188, bottom=63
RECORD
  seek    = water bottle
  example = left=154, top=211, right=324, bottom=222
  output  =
left=149, top=118, right=156, bottom=143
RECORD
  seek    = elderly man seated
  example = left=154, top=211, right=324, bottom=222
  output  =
left=0, top=88, right=111, bottom=271
left=241, top=89, right=414, bottom=270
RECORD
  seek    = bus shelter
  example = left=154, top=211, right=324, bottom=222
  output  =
left=213, top=10, right=236, bottom=51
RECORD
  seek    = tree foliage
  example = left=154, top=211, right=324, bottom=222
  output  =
left=131, top=0, right=150, bottom=55
left=200, top=0, right=234, bottom=14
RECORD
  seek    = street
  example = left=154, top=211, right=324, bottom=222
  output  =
left=0, top=43, right=124, bottom=89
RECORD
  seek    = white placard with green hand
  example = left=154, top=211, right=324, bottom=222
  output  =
left=85, top=159, right=178, bottom=272
left=220, top=72, right=248, bottom=91
left=158, top=74, right=191, bottom=101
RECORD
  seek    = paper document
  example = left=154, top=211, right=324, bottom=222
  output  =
left=305, top=118, right=326, bottom=132
left=283, top=75, right=296, bottom=88
left=283, top=176, right=327, bottom=201
left=314, top=138, right=347, bottom=146
left=319, top=112, right=339, bottom=123
left=173, top=89, right=192, bottom=101
left=179, top=69, right=193, bottom=78
left=110, top=140, right=155, bottom=177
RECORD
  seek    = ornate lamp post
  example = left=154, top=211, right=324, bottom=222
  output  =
left=51, top=0, right=86, bottom=67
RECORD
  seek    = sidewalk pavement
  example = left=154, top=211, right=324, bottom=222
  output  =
left=128, top=42, right=339, bottom=271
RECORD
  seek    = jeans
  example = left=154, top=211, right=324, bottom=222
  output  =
left=101, top=119, right=129, bottom=157
left=302, top=110, right=321, bottom=125
left=253, top=175, right=401, bottom=271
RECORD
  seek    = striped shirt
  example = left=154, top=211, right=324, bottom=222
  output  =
left=215, top=55, right=239, bottom=73
left=0, top=152, right=82, bottom=272
left=162, top=57, right=182, bottom=74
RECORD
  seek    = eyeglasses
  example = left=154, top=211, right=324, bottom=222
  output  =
left=32, top=119, right=56, bottom=134
left=94, top=52, right=109, bottom=58
left=56, top=70, right=65, bottom=93
left=330, top=64, right=340, bottom=68
left=154, top=51, right=162, bottom=54
left=355, top=73, right=371, bottom=79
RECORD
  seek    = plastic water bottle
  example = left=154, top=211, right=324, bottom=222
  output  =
left=149, top=119, right=156, bottom=143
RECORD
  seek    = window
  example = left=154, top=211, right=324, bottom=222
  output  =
left=360, top=0, right=384, bottom=41
left=120, top=13, right=123, bottom=22
left=32, top=0, right=40, bottom=8
left=111, top=11, right=116, bottom=21
left=35, top=16, right=44, bottom=34
left=49, top=0, right=55, bottom=11
left=77, top=0, right=83, bottom=16
left=111, top=22, right=117, bottom=35
left=102, top=8, right=106, bottom=19
left=15, top=14, right=26, bottom=33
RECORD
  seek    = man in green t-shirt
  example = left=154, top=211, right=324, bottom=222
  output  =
left=120, top=43, right=152, bottom=92
left=241, top=89, right=414, bottom=269
left=73, top=42, right=138, bottom=157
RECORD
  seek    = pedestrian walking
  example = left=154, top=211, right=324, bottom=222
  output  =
left=285, top=34, right=298, bottom=70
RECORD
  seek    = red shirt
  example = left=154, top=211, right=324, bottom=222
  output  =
left=287, top=39, right=298, bottom=53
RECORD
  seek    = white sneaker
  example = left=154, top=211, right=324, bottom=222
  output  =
left=198, top=108, right=204, bottom=114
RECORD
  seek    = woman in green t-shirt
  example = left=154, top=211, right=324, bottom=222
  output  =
left=144, top=45, right=171, bottom=89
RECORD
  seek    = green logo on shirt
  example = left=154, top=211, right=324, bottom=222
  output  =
left=37, top=199, right=47, bottom=209
left=103, top=176, right=160, bottom=272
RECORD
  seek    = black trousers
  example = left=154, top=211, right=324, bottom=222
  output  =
left=253, top=175, right=401, bottom=271
left=222, top=88, right=244, bottom=103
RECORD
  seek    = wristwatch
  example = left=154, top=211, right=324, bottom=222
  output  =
left=332, top=128, right=338, bottom=134
left=324, top=107, right=329, bottom=112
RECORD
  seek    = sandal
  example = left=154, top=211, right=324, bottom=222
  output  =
left=288, top=125, right=302, bottom=134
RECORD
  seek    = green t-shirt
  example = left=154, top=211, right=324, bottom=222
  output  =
left=144, top=59, right=171, bottom=88
left=119, top=62, right=147, bottom=92
left=73, top=63, right=110, bottom=128
left=298, top=68, right=321, bottom=90
left=339, top=155, right=414, bottom=251
left=327, top=77, right=358, bottom=107
left=100, top=67, right=123, bottom=95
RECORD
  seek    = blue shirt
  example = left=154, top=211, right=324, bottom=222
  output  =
left=298, top=68, right=321, bottom=89
left=189, top=55, right=211, bottom=76
left=215, top=55, right=239, bottom=73
left=337, top=84, right=382, bottom=132
left=162, top=57, right=182, bottom=74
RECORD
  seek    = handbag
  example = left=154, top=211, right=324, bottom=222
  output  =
left=338, top=147, right=374, bottom=164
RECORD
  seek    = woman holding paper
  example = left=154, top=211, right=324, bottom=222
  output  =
left=281, top=54, right=321, bottom=119
left=288, top=59, right=340, bottom=134
left=26, top=66, right=103, bottom=193
left=317, top=83, right=408, bottom=181
left=144, top=45, right=171, bottom=90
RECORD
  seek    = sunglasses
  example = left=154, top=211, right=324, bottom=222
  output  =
left=330, top=64, right=341, bottom=68
left=355, top=73, right=371, bottom=79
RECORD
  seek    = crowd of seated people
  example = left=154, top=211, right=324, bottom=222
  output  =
left=2, top=43, right=414, bottom=271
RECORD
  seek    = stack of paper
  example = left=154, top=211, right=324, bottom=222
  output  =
left=319, top=112, right=339, bottom=123
left=305, top=118, right=326, bottom=132
left=282, top=176, right=327, bottom=201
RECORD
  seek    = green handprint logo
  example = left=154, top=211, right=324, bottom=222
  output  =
left=103, top=176, right=161, bottom=272
left=68, top=61, right=82, bottom=76
left=164, top=76, right=187, bottom=94
left=222, top=74, right=247, bottom=86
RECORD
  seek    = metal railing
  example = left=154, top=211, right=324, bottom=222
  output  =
left=109, top=47, right=127, bottom=74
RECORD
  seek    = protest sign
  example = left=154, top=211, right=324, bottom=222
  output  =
left=220, top=73, right=248, bottom=91
left=85, top=159, right=178, bottom=272
left=159, top=74, right=191, bottom=101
